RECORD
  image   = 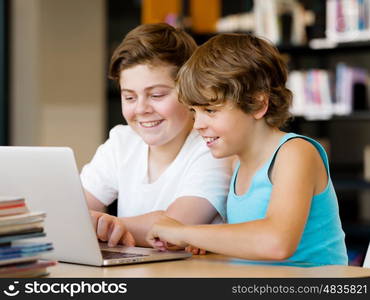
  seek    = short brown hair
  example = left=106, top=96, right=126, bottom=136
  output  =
left=177, top=33, right=292, bottom=128
left=109, top=23, right=197, bottom=83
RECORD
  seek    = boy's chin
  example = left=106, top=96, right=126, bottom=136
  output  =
left=210, top=150, right=229, bottom=159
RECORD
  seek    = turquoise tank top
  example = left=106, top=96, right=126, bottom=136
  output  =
left=227, top=133, right=348, bottom=266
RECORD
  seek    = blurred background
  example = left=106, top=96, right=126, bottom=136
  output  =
left=1, top=0, right=370, bottom=266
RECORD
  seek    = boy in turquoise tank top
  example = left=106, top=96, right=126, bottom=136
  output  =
left=146, top=33, right=348, bottom=266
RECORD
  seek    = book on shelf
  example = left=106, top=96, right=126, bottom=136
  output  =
left=288, top=69, right=334, bottom=119
left=325, top=0, right=370, bottom=43
left=287, top=63, right=369, bottom=120
left=335, top=63, right=368, bottom=115
left=216, top=0, right=311, bottom=46
left=254, top=0, right=280, bottom=44
left=365, top=145, right=370, bottom=182
left=254, top=0, right=310, bottom=46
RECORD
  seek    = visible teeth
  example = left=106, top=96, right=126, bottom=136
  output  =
left=204, top=137, right=218, bottom=143
left=140, top=120, right=162, bottom=128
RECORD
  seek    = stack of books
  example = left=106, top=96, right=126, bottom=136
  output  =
left=0, top=196, right=56, bottom=277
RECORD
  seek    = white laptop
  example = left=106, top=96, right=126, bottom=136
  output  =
left=0, top=146, right=191, bottom=266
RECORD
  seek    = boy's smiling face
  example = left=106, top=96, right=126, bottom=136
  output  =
left=191, top=102, right=255, bottom=158
left=119, top=64, right=193, bottom=148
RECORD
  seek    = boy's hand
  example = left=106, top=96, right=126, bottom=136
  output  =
left=185, top=245, right=207, bottom=255
left=90, top=210, right=135, bottom=247
left=146, top=215, right=188, bottom=250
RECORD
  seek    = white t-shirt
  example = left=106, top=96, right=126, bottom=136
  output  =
left=80, top=125, right=231, bottom=219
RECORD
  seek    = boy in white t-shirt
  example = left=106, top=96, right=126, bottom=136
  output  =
left=80, top=23, right=231, bottom=251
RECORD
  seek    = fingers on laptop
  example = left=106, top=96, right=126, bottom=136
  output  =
left=93, top=213, right=135, bottom=247
left=146, top=229, right=165, bottom=251
left=146, top=232, right=182, bottom=251
left=107, top=218, right=136, bottom=247
left=90, top=210, right=103, bottom=231
left=107, top=221, right=126, bottom=247
left=152, top=238, right=167, bottom=251
left=165, top=242, right=183, bottom=251
left=120, top=231, right=136, bottom=247
left=96, top=214, right=112, bottom=242
left=185, top=245, right=207, bottom=255
left=147, top=239, right=183, bottom=252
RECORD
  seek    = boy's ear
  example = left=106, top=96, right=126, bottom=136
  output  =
left=252, top=94, right=269, bottom=120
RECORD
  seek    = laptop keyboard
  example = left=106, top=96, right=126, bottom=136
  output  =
left=101, top=250, right=149, bottom=259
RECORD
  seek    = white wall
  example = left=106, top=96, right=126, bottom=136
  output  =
left=10, top=0, right=106, bottom=169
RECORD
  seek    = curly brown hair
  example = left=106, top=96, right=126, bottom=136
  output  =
left=176, top=33, right=292, bottom=128
left=109, top=23, right=197, bottom=83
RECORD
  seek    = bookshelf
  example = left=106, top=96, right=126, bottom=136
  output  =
left=107, top=0, right=370, bottom=265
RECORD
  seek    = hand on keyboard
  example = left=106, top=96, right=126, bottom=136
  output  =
left=90, top=210, right=136, bottom=247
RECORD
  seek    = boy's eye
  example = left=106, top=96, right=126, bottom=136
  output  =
left=151, top=94, right=165, bottom=99
left=122, top=95, right=135, bottom=101
left=205, top=108, right=217, bottom=114
left=189, top=108, right=195, bottom=113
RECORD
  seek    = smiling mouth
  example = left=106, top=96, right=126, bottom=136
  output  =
left=139, top=120, right=164, bottom=128
left=203, top=136, right=219, bottom=146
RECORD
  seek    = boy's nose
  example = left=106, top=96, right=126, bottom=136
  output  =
left=193, top=113, right=207, bottom=130
left=134, top=98, right=152, bottom=114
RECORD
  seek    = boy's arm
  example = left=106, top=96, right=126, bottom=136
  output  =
left=121, top=196, right=218, bottom=247
left=148, top=139, right=323, bottom=260
left=87, top=192, right=219, bottom=248
left=85, top=190, right=106, bottom=212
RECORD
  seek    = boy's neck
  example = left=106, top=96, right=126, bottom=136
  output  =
left=238, top=123, right=285, bottom=169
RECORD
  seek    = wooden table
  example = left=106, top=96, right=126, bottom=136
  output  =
left=48, top=254, right=370, bottom=278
